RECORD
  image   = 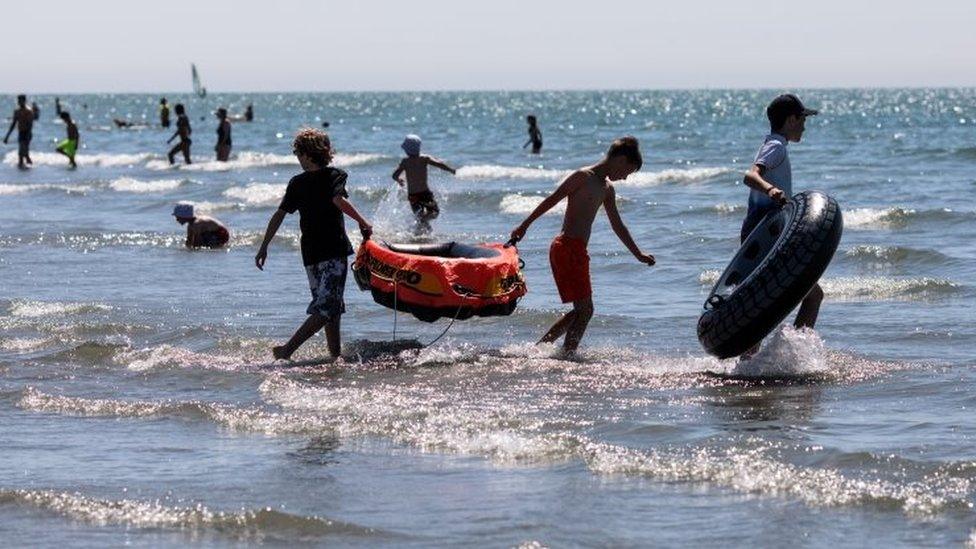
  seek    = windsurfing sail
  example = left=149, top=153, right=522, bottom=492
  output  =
left=191, top=63, right=207, bottom=98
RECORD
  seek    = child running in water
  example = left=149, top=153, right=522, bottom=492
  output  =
left=255, top=128, right=373, bottom=360
left=391, top=134, right=456, bottom=233
left=56, top=111, right=80, bottom=168
left=510, top=136, right=655, bottom=353
left=172, top=203, right=230, bottom=248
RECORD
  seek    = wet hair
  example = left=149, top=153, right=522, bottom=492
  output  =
left=606, top=136, right=642, bottom=169
left=293, top=127, right=333, bottom=167
left=59, top=111, right=71, bottom=121
left=174, top=103, right=185, bottom=115
left=217, top=107, right=227, bottom=118
left=160, top=97, right=167, bottom=103
left=526, top=114, right=537, bottom=125
left=16, top=94, right=26, bottom=104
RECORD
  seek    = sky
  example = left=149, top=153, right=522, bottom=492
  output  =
left=2, top=0, right=975, bottom=92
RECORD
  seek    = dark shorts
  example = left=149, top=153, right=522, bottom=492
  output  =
left=305, top=257, right=348, bottom=321
left=200, top=227, right=230, bottom=248
left=740, top=206, right=776, bottom=243
left=18, top=131, right=31, bottom=157
left=408, top=191, right=439, bottom=221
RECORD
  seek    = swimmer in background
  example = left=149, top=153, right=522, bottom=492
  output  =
left=244, top=103, right=253, bottom=122
left=55, top=111, right=80, bottom=168
left=160, top=98, right=170, bottom=128
left=215, top=108, right=232, bottom=161
left=3, top=94, right=34, bottom=169
left=391, top=134, right=457, bottom=234
left=55, top=97, right=62, bottom=117
left=172, top=203, right=230, bottom=248
left=31, top=101, right=40, bottom=121
left=166, top=104, right=192, bottom=165
left=523, top=114, right=542, bottom=154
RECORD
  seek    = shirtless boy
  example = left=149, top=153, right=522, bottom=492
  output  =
left=166, top=104, right=192, bottom=165
left=391, top=134, right=456, bottom=233
left=173, top=203, right=230, bottom=248
left=3, top=95, right=34, bottom=169
left=56, top=111, right=80, bottom=168
left=510, top=136, right=655, bottom=352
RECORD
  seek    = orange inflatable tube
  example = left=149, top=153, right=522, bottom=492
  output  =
left=353, top=240, right=527, bottom=322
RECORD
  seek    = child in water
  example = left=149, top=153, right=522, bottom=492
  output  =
left=56, top=111, right=79, bottom=168
left=523, top=115, right=542, bottom=154
left=391, top=134, right=457, bottom=234
left=173, top=203, right=230, bottom=248
left=510, top=136, right=655, bottom=353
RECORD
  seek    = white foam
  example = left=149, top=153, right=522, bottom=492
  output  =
left=728, top=326, right=828, bottom=377
left=3, top=151, right=154, bottom=167
left=116, top=344, right=243, bottom=372
left=617, top=167, right=731, bottom=187
left=698, top=271, right=957, bottom=301
left=845, top=207, right=915, bottom=229
left=0, top=183, right=93, bottom=195
left=457, top=165, right=565, bottom=180
left=7, top=300, right=111, bottom=318
left=108, top=177, right=184, bottom=193
left=499, top=194, right=566, bottom=215
left=146, top=151, right=386, bottom=172
left=222, top=183, right=286, bottom=207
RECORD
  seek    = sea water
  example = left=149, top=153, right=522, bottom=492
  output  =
left=1, top=89, right=974, bottom=547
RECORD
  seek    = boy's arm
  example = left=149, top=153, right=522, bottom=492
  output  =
left=391, top=161, right=405, bottom=185
left=255, top=209, right=287, bottom=270
left=166, top=129, right=179, bottom=143
left=3, top=114, right=15, bottom=142
left=743, top=164, right=786, bottom=204
left=510, top=171, right=585, bottom=242
left=332, top=196, right=373, bottom=240
left=426, top=156, right=456, bottom=175
left=604, top=186, right=655, bottom=265
left=185, top=225, right=198, bottom=248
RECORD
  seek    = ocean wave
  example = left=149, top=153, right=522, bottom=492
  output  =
left=108, top=177, right=186, bottom=193
left=6, top=300, right=112, bottom=318
left=582, top=441, right=970, bottom=514
left=116, top=344, right=246, bottom=372
left=18, top=388, right=336, bottom=436
left=3, top=151, right=154, bottom=167
left=0, top=183, right=94, bottom=196
left=457, top=164, right=729, bottom=186
left=498, top=194, right=566, bottom=215
left=222, top=183, right=286, bottom=207
left=844, top=245, right=948, bottom=265
left=698, top=272, right=959, bottom=301
left=845, top=207, right=915, bottom=229
left=0, top=488, right=377, bottom=539
left=146, top=151, right=387, bottom=172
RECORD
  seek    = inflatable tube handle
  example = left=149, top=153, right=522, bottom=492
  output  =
left=704, top=294, right=725, bottom=310
left=504, top=235, right=521, bottom=248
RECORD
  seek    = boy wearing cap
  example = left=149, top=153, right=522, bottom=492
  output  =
left=255, top=128, right=373, bottom=360
left=391, top=134, right=457, bottom=233
left=740, top=93, right=823, bottom=353
left=172, top=203, right=230, bottom=248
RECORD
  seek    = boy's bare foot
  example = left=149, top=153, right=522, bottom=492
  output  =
left=272, top=345, right=292, bottom=360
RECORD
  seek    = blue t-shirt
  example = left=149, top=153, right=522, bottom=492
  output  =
left=747, top=133, right=791, bottom=217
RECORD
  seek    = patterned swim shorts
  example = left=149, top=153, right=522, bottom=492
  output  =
left=305, top=257, right=348, bottom=321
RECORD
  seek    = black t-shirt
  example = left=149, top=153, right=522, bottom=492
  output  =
left=278, top=167, right=354, bottom=265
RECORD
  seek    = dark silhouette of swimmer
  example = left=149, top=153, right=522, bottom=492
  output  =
left=244, top=103, right=253, bottom=122
left=3, top=94, right=34, bottom=168
left=215, top=107, right=232, bottom=161
left=160, top=98, right=170, bottom=128
left=523, top=115, right=542, bottom=154
left=167, top=103, right=192, bottom=165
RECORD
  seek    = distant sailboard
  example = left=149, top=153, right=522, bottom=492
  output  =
left=191, top=63, right=207, bottom=98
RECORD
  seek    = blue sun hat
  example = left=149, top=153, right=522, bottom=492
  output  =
left=172, top=202, right=194, bottom=218
left=401, top=134, right=422, bottom=157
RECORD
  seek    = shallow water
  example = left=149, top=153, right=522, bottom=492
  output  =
left=1, top=89, right=975, bottom=547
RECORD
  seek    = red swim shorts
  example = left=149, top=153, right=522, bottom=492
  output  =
left=549, top=234, right=591, bottom=303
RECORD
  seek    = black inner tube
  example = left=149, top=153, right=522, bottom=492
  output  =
left=711, top=204, right=793, bottom=298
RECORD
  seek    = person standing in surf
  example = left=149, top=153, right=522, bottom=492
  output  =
left=55, top=111, right=80, bottom=168
left=523, top=114, right=543, bottom=154
left=510, top=136, right=656, bottom=353
left=391, top=134, right=457, bottom=234
left=166, top=103, right=192, bottom=165
left=740, top=93, right=822, bottom=356
left=214, top=108, right=232, bottom=161
left=160, top=98, right=171, bottom=128
left=3, top=95, right=34, bottom=169
left=255, top=128, right=373, bottom=360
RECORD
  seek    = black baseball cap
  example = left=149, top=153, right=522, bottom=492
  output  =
left=767, top=94, right=819, bottom=123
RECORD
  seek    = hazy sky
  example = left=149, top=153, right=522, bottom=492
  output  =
left=3, top=0, right=975, bottom=92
